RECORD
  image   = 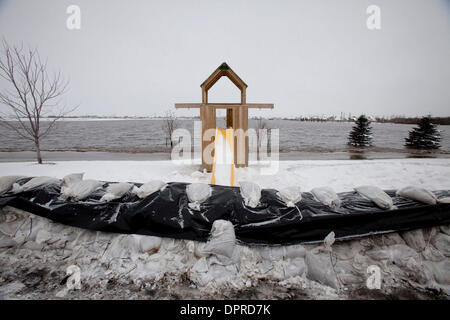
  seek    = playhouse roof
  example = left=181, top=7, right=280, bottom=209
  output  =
left=200, top=62, right=248, bottom=92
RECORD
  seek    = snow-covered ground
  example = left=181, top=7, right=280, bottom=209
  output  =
left=0, top=158, right=449, bottom=192
left=1, top=158, right=449, bottom=300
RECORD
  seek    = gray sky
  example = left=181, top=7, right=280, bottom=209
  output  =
left=0, top=0, right=449, bottom=118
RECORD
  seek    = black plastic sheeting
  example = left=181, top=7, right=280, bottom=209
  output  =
left=1, top=178, right=450, bottom=245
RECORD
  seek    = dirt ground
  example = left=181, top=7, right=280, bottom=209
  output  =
left=1, top=263, right=447, bottom=300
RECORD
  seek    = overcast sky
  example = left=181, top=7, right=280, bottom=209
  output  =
left=0, top=0, right=449, bottom=118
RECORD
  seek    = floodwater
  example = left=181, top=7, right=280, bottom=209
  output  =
left=0, top=119, right=449, bottom=161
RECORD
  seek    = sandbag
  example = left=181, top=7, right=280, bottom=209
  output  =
left=202, top=220, right=236, bottom=259
left=305, top=251, right=340, bottom=289
left=186, top=183, right=211, bottom=211
left=396, top=186, right=437, bottom=205
left=0, top=176, right=24, bottom=194
left=355, top=185, right=393, bottom=209
left=277, top=186, right=302, bottom=207
left=239, top=181, right=261, bottom=208
left=132, top=180, right=167, bottom=199
left=61, top=179, right=103, bottom=200
left=438, top=197, right=450, bottom=204
left=100, top=182, right=133, bottom=202
left=310, top=186, right=341, bottom=208
left=12, top=176, right=61, bottom=193
left=62, top=173, right=84, bottom=188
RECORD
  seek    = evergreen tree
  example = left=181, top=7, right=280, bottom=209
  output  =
left=348, top=115, right=373, bottom=147
left=405, top=116, right=441, bottom=149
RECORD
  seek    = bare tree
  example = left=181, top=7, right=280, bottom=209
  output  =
left=0, top=40, right=76, bottom=164
left=162, top=110, right=177, bottom=150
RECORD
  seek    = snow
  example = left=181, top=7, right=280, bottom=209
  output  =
left=1, top=158, right=450, bottom=299
left=1, top=205, right=448, bottom=299
left=0, top=158, right=449, bottom=192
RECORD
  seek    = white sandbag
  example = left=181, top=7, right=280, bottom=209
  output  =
left=100, top=182, right=133, bottom=202
left=400, top=229, right=426, bottom=252
left=323, top=231, right=335, bottom=252
left=202, top=220, right=236, bottom=259
left=186, top=183, right=211, bottom=211
left=139, top=236, right=162, bottom=254
left=305, top=251, right=340, bottom=289
left=310, top=186, right=341, bottom=208
left=354, top=185, right=393, bottom=209
left=62, top=173, right=84, bottom=187
left=277, top=186, right=302, bottom=207
left=283, top=257, right=308, bottom=279
left=0, top=176, right=24, bottom=194
left=438, top=197, right=450, bottom=204
left=132, top=180, right=167, bottom=199
left=396, top=186, right=437, bottom=205
left=61, top=179, right=103, bottom=200
left=432, top=233, right=450, bottom=257
left=366, top=244, right=419, bottom=268
left=239, top=181, right=261, bottom=208
left=12, top=176, right=61, bottom=193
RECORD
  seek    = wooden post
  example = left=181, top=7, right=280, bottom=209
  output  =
left=226, top=108, right=233, bottom=128
left=175, top=62, right=273, bottom=172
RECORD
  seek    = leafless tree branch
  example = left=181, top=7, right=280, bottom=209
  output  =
left=0, top=39, right=77, bottom=163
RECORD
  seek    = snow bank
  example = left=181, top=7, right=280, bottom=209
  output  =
left=1, top=206, right=449, bottom=299
left=1, top=159, right=449, bottom=193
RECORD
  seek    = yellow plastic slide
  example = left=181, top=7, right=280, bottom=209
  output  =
left=211, top=128, right=235, bottom=186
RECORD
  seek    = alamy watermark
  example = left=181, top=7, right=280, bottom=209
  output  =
left=367, top=5, right=381, bottom=30
left=170, top=121, right=280, bottom=175
left=66, top=5, right=81, bottom=30
left=366, top=265, right=381, bottom=289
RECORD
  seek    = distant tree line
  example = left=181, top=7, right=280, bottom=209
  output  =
left=249, top=115, right=450, bottom=125
left=375, top=116, right=450, bottom=126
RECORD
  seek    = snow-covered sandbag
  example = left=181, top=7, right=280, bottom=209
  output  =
left=132, top=180, right=167, bottom=199
left=366, top=244, right=420, bottom=268
left=310, top=186, right=341, bottom=208
left=0, top=176, right=24, bottom=194
left=239, top=181, right=261, bottom=208
left=61, top=179, right=103, bottom=200
left=12, top=176, right=61, bottom=193
left=186, top=183, right=211, bottom=211
left=100, top=182, right=133, bottom=202
left=62, top=173, right=84, bottom=187
left=323, top=231, right=335, bottom=252
left=396, top=186, right=437, bottom=205
left=400, top=229, right=426, bottom=252
left=432, top=233, right=450, bottom=257
left=277, top=186, right=302, bottom=207
left=354, top=185, right=393, bottom=209
left=305, top=251, right=340, bottom=289
left=202, top=220, right=236, bottom=259
left=139, top=236, right=162, bottom=254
